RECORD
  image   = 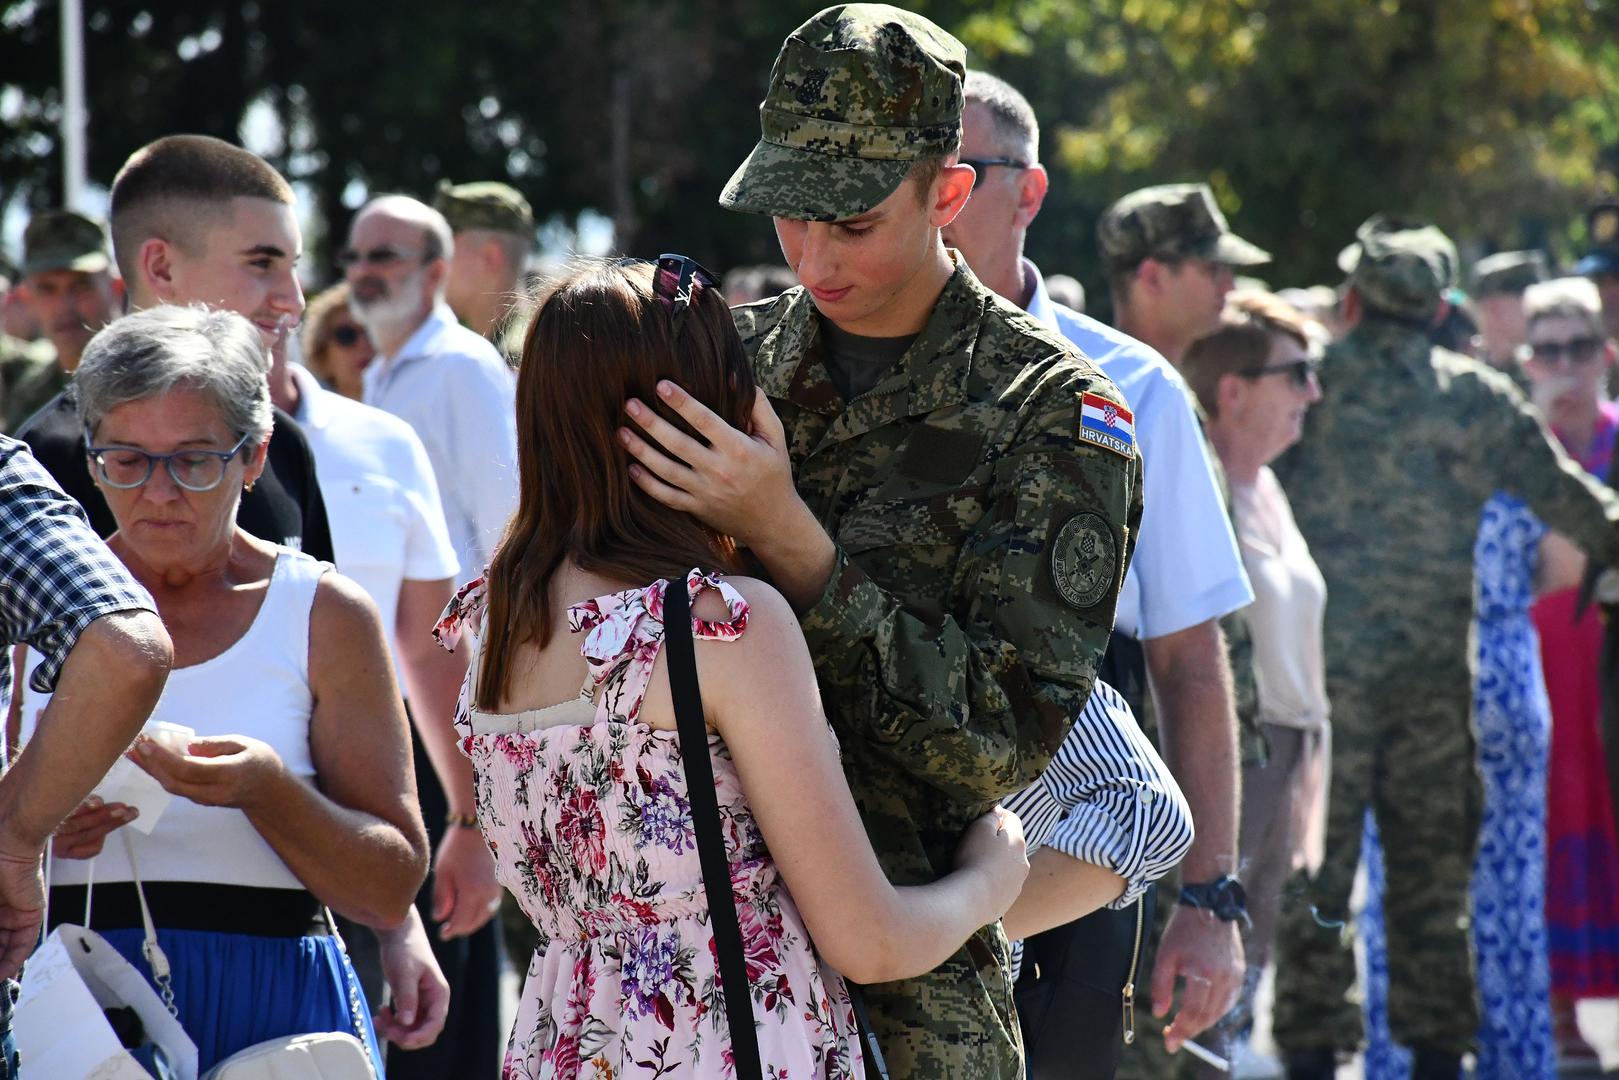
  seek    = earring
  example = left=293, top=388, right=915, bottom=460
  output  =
left=244, top=480, right=256, bottom=493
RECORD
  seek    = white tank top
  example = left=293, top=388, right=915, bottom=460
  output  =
left=52, top=552, right=328, bottom=891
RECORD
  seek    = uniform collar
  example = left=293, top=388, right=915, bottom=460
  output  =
left=757, top=255, right=988, bottom=441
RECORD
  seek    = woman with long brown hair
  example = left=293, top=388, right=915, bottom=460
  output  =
left=434, top=256, right=1029, bottom=1079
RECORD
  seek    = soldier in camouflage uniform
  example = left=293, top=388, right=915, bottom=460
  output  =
left=1271, top=215, right=1619, bottom=1080
left=0, top=211, right=119, bottom=433
left=434, top=179, right=534, bottom=361
left=618, top=6, right=1142, bottom=1077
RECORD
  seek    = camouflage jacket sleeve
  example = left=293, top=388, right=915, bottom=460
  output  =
left=797, top=365, right=1144, bottom=806
left=1478, top=370, right=1619, bottom=568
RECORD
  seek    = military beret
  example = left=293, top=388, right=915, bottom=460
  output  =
left=433, top=180, right=534, bottom=236
left=1097, top=183, right=1270, bottom=271
left=1338, top=214, right=1458, bottom=321
left=22, top=210, right=110, bottom=277
left=720, top=4, right=965, bottom=222
left=1575, top=199, right=1619, bottom=278
left=1470, top=250, right=1549, bottom=298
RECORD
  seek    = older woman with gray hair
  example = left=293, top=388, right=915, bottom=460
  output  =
left=44, top=304, right=428, bottom=1073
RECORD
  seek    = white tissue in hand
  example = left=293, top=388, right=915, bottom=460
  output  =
left=88, top=722, right=195, bottom=834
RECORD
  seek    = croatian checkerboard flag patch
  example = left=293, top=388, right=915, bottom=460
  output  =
left=1078, top=392, right=1136, bottom=458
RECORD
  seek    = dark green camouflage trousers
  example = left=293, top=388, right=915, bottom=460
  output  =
left=1271, top=656, right=1483, bottom=1057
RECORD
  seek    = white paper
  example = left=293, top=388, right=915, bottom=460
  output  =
left=90, top=757, right=172, bottom=835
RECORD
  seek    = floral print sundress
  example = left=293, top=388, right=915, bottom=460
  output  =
left=436, top=569, right=864, bottom=1080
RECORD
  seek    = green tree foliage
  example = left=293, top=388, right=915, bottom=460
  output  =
left=2, top=0, right=1617, bottom=291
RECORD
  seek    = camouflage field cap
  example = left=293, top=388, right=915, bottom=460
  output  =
left=1470, top=250, right=1549, bottom=298
left=434, top=180, right=534, bottom=236
left=1337, top=214, right=1458, bottom=321
left=1575, top=199, right=1619, bottom=277
left=22, top=210, right=110, bottom=277
left=719, top=4, right=965, bottom=221
left=1097, top=183, right=1270, bottom=270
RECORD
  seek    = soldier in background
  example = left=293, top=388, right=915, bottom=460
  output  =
left=620, top=6, right=1143, bottom=1076
left=1272, top=216, right=1619, bottom=1080
left=434, top=180, right=534, bottom=361
left=3, top=211, right=123, bottom=432
left=1471, top=249, right=1549, bottom=375
left=1577, top=199, right=1619, bottom=343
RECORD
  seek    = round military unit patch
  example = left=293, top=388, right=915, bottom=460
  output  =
left=1050, top=512, right=1117, bottom=609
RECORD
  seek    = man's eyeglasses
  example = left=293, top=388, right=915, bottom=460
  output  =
left=331, top=324, right=365, bottom=348
left=652, top=253, right=718, bottom=332
left=335, top=246, right=430, bottom=270
left=959, top=158, right=1030, bottom=192
left=86, top=432, right=253, bottom=492
left=1239, top=356, right=1320, bottom=391
left=1526, top=336, right=1605, bottom=366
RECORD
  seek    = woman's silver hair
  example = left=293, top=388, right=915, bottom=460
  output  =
left=1524, top=276, right=1605, bottom=339
left=75, top=304, right=273, bottom=444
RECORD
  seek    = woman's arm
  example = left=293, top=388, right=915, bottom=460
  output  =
left=134, top=572, right=429, bottom=927
left=698, top=580, right=1029, bottom=985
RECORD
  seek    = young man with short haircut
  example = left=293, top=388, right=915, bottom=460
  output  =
left=622, top=7, right=1143, bottom=1076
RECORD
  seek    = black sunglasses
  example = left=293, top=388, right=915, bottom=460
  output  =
left=1240, top=356, right=1320, bottom=390
left=652, top=253, right=719, bottom=332
left=330, top=324, right=364, bottom=348
left=959, top=157, right=1030, bottom=191
left=1527, top=336, right=1605, bottom=365
left=334, top=245, right=431, bottom=270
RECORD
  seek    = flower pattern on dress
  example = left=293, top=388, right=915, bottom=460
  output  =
left=435, top=571, right=861, bottom=1079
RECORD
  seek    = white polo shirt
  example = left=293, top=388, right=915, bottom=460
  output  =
left=291, top=364, right=459, bottom=658
left=1025, top=261, right=1252, bottom=639
left=361, top=303, right=518, bottom=578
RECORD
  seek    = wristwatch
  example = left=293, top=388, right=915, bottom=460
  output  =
left=1178, top=876, right=1248, bottom=922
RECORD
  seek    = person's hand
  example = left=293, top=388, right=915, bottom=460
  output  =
left=619, top=384, right=804, bottom=548
left=954, top=805, right=1030, bottom=919
left=1150, top=904, right=1245, bottom=1054
left=131, top=734, right=284, bottom=811
left=372, top=907, right=450, bottom=1050
left=0, top=836, right=43, bottom=980
left=51, top=796, right=138, bottom=859
left=431, top=824, right=501, bottom=940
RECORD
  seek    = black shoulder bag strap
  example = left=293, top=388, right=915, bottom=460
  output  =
left=664, top=581, right=765, bottom=1080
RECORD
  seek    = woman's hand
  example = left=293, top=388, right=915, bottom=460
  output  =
left=132, top=734, right=286, bottom=812
left=51, top=796, right=138, bottom=859
left=954, top=805, right=1030, bottom=920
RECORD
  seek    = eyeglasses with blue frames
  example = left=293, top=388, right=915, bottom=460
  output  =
left=958, top=157, right=1030, bottom=192
left=651, top=253, right=719, bottom=332
left=85, top=431, right=253, bottom=492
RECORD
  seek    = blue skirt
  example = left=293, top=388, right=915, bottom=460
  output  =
left=98, top=926, right=385, bottom=1076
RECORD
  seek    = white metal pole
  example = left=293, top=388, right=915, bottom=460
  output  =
left=60, top=0, right=87, bottom=210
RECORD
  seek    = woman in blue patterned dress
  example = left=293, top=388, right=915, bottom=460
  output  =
left=1359, top=490, right=1555, bottom=1079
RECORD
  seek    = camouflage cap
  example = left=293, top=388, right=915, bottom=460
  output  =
left=1337, top=213, right=1458, bottom=321
left=1575, top=199, right=1619, bottom=277
left=433, top=180, right=534, bottom=236
left=22, top=210, right=110, bottom=277
left=1097, top=183, right=1270, bottom=270
left=1470, top=249, right=1549, bottom=297
left=719, top=4, right=965, bottom=221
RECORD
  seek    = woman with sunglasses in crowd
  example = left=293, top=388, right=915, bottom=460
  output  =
left=1521, top=277, right=1619, bottom=1071
left=1179, top=291, right=1329, bottom=1076
left=299, top=282, right=375, bottom=401
left=431, top=255, right=1030, bottom=1079
left=40, top=304, right=429, bottom=1073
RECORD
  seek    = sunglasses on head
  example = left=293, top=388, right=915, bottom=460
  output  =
left=958, top=157, right=1030, bottom=192
left=651, top=253, right=719, bottom=332
left=1240, top=356, right=1320, bottom=390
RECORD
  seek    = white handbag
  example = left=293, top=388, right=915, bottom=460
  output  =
left=30, top=835, right=377, bottom=1080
